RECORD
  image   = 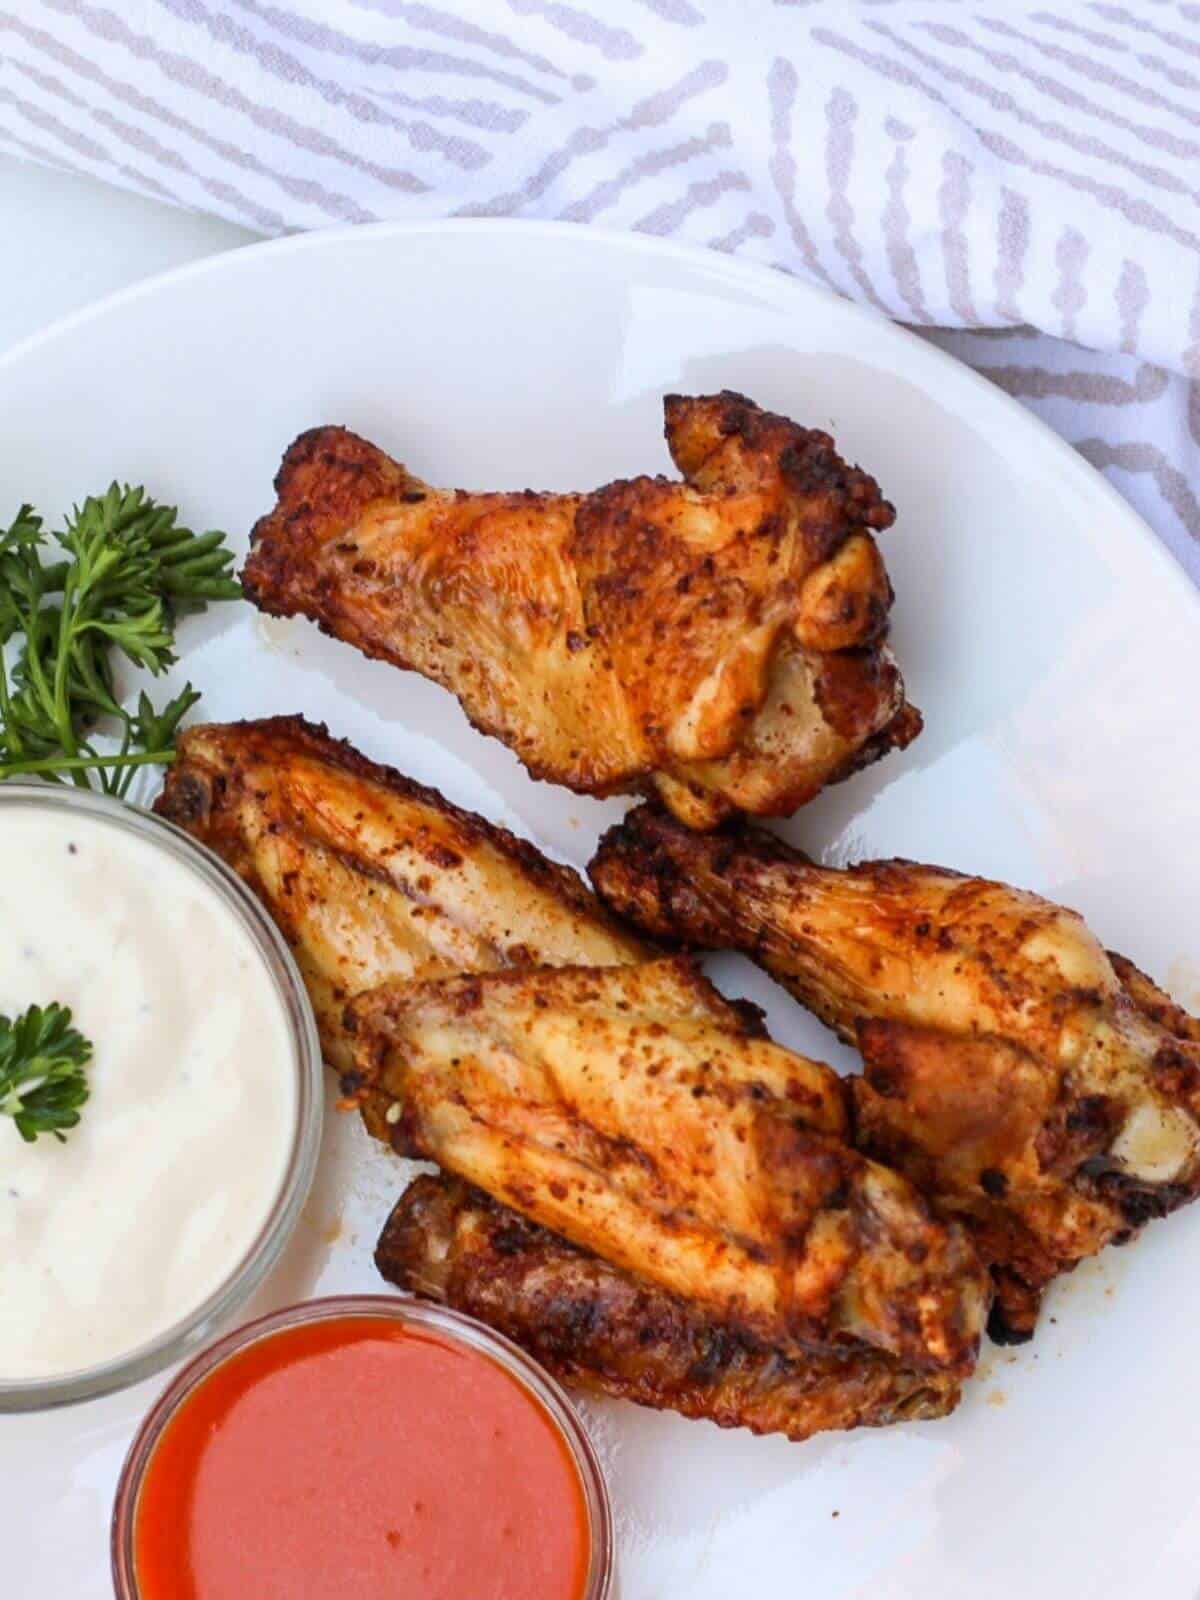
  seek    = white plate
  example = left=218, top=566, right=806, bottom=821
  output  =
left=2, top=221, right=1199, bottom=1600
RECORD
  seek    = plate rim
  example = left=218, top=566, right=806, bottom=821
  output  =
left=4, top=219, right=1200, bottom=1600
left=1, top=214, right=1195, bottom=621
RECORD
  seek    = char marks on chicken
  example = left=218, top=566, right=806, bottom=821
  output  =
left=377, top=1173, right=961, bottom=1442
left=589, top=804, right=1200, bottom=1341
left=241, top=393, right=919, bottom=829
left=351, top=955, right=988, bottom=1373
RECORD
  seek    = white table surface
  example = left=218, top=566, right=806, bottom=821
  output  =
left=0, top=154, right=257, bottom=356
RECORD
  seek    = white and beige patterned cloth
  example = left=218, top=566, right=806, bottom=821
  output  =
left=3, top=0, right=1199, bottom=581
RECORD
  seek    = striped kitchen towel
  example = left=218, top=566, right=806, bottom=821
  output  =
left=2, top=0, right=1199, bottom=582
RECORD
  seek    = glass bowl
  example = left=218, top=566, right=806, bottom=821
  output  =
left=0, top=783, right=323, bottom=1412
left=111, top=1294, right=615, bottom=1599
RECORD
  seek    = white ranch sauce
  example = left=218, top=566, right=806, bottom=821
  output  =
left=0, top=807, right=297, bottom=1380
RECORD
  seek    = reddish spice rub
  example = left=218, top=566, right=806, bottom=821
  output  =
left=132, top=1316, right=590, bottom=1600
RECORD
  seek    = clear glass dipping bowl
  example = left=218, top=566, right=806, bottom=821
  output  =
left=0, top=784, right=323, bottom=1412
left=111, top=1295, right=615, bottom=1599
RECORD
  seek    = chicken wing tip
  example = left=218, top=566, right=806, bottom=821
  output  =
left=243, top=423, right=423, bottom=610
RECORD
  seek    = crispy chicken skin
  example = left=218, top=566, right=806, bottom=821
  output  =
left=152, top=717, right=645, bottom=1136
left=377, top=1174, right=961, bottom=1441
left=241, top=393, right=920, bottom=829
left=589, top=806, right=1200, bottom=1340
left=350, top=957, right=988, bottom=1373
left=153, top=720, right=975, bottom=1431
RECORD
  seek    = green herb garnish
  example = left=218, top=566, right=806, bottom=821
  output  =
left=0, top=487, right=240, bottom=794
left=0, top=1003, right=93, bottom=1143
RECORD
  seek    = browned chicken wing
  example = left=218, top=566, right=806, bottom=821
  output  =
left=241, top=393, right=920, bottom=829
left=350, top=956, right=989, bottom=1372
left=589, top=806, right=1200, bottom=1340
left=153, top=716, right=645, bottom=1137
left=376, top=1174, right=961, bottom=1441
left=155, top=726, right=979, bottom=1440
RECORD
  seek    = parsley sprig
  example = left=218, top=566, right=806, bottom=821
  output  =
left=0, top=1003, right=93, bottom=1143
left=0, top=487, right=240, bottom=794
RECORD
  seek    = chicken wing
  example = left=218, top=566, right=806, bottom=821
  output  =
left=241, top=393, right=920, bottom=829
left=350, top=956, right=988, bottom=1372
left=153, top=716, right=645, bottom=1137
left=376, top=1173, right=961, bottom=1441
left=589, top=806, right=1200, bottom=1340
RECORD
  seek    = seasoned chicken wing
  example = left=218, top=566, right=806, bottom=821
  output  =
left=241, top=393, right=919, bottom=829
left=590, top=806, right=1200, bottom=1340
left=377, top=1174, right=961, bottom=1441
left=350, top=957, right=988, bottom=1372
left=153, top=716, right=645, bottom=1137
